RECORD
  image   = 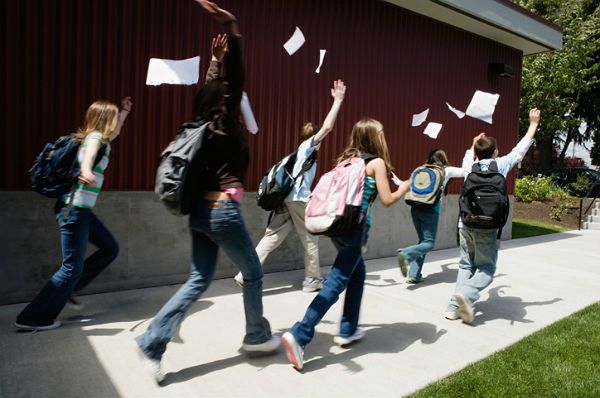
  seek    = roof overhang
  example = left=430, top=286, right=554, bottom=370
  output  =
left=383, top=0, right=563, bottom=55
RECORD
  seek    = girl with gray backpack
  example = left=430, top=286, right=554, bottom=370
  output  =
left=134, top=0, right=279, bottom=384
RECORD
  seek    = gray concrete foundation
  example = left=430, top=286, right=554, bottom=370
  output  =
left=0, top=191, right=512, bottom=304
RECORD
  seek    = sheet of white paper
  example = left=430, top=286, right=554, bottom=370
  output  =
left=283, top=27, right=306, bottom=56
left=446, top=102, right=465, bottom=119
left=391, top=172, right=403, bottom=187
left=465, top=90, right=500, bottom=124
left=146, top=56, right=200, bottom=86
left=411, top=109, right=429, bottom=127
left=315, top=49, right=326, bottom=73
left=241, top=92, right=258, bottom=135
left=423, top=122, right=442, bottom=139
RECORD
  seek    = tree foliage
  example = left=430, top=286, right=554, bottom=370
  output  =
left=516, top=0, right=600, bottom=170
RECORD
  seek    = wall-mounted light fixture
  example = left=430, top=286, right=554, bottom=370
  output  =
left=489, top=62, right=514, bottom=78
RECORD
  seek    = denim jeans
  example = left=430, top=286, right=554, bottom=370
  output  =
left=290, top=224, right=368, bottom=347
left=401, top=206, right=440, bottom=281
left=16, top=203, right=119, bottom=324
left=136, top=199, right=272, bottom=361
left=447, top=226, right=499, bottom=311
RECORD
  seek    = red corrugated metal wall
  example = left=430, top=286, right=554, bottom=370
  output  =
left=1, top=0, right=523, bottom=193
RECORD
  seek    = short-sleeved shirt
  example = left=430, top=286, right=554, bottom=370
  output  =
left=284, top=137, right=321, bottom=202
left=62, top=132, right=110, bottom=209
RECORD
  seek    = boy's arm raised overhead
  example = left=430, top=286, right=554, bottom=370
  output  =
left=462, top=132, right=486, bottom=173
left=313, top=80, right=346, bottom=144
left=497, top=108, right=540, bottom=172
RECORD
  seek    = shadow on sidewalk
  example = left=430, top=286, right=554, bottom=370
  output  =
left=302, top=321, right=447, bottom=373
left=472, top=285, right=562, bottom=326
left=160, top=321, right=446, bottom=384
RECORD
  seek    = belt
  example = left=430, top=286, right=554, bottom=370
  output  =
left=203, top=191, right=231, bottom=201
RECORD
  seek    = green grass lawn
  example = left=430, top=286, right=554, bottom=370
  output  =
left=512, top=218, right=569, bottom=239
left=410, top=303, right=600, bottom=398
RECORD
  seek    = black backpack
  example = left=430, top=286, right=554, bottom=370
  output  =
left=155, top=121, right=211, bottom=216
left=459, top=161, right=509, bottom=230
left=256, top=148, right=317, bottom=211
left=30, top=135, right=105, bottom=198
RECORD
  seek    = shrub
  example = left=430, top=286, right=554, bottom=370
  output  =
left=516, top=176, right=559, bottom=202
left=567, top=174, right=591, bottom=197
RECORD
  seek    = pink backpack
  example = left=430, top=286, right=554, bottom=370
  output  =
left=306, top=154, right=375, bottom=236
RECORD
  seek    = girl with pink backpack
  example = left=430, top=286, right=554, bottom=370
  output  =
left=281, top=118, right=410, bottom=370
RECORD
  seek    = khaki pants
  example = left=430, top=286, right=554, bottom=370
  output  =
left=255, top=201, right=320, bottom=278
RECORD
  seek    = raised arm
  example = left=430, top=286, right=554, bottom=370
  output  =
left=368, top=158, right=410, bottom=208
left=499, top=108, right=541, bottom=168
left=204, top=34, right=227, bottom=84
left=462, top=132, right=485, bottom=171
left=313, top=80, right=346, bottom=143
left=109, top=96, right=132, bottom=142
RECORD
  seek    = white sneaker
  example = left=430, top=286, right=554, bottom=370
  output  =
left=242, top=335, right=281, bottom=353
left=302, top=277, right=324, bottom=293
left=134, top=343, right=165, bottom=383
left=282, top=332, right=304, bottom=370
left=234, top=272, right=245, bottom=288
left=444, top=310, right=460, bottom=320
left=14, top=320, right=61, bottom=331
left=454, top=293, right=474, bottom=324
left=333, top=327, right=365, bottom=346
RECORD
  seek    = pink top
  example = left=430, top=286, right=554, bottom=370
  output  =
left=224, top=187, right=244, bottom=203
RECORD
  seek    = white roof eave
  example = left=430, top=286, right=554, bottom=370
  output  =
left=384, top=0, right=563, bottom=55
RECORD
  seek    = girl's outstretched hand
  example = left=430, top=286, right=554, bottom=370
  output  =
left=331, top=80, right=346, bottom=101
left=121, top=96, right=133, bottom=112
left=195, top=0, right=237, bottom=24
left=211, top=34, right=228, bottom=61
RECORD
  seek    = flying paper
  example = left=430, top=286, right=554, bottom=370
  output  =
left=315, top=49, right=326, bottom=73
left=411, top=109, right=429, bottom=127
left=465, top=90, right=500, bottom=124
left=146, top=56, right=200, bottom=86
left=446, top=102, right=465, bottom=119
left=423, top=122, right=442, bottom=139
left=283, top=27, right=306, bottom=56
left=391, top=172, right=403, bottom=187
left=241, top=92, right=258, bottom=135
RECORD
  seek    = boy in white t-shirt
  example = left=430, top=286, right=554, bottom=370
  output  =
left=235, top=80, right=346, bottom=292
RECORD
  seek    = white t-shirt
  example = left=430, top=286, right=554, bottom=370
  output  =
left=284, top=137, right=321, bottom=202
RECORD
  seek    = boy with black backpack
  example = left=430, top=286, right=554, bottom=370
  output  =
left=445, top=108, right=540, bottom=324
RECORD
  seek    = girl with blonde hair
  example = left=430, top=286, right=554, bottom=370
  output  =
left=15, top=97, right=132, bottom=331
left=282, top=118, right=410, bottom=370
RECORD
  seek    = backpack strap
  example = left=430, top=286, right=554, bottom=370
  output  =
left=472, top=160, right=499, bottom=173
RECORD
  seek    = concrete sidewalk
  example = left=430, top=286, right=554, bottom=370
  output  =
left=1, top=230, right=599, bottom=397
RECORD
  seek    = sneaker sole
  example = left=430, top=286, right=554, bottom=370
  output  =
left=14, top=320, right=61, bottom=331
left=455, top=294, right=474, bottom=323
left=242, top=336, right=281, bottom=353
left=333, top=329, right=365, bottom=346
left=302, top=285, right=322, bottom=293
left=282, top=333, right=303, bottom=370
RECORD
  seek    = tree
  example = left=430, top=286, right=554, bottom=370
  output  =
left=516, top=0, right=600, bottom=171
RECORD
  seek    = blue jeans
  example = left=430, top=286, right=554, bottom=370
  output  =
left=136, top=200, right=272, bottom=360
left=401, top=206, right=439, bottom=281
left=447, top=226, right=499, bottom=311
left=290, top=224, right=368, bottom=347
left=17, top=203, right=119, bottom=324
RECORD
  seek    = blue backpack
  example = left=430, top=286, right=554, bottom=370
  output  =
left=30, top=135, right=105, bottom=198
